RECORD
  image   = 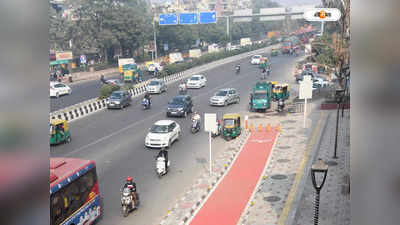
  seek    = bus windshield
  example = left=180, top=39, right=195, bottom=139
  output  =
left=50, top=158, right=101, bottom=225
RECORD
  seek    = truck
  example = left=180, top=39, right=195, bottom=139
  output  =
left=118, top=58, right=135, bottom=73
left=122, top=63, right=142, bottom=83
left=280, top=36, right=301, bottom=54
left=240, top=38, right=252, bottom=47
left=169, top=52, right=184, bottom=64
left=249, top=81, right=273, bottom=112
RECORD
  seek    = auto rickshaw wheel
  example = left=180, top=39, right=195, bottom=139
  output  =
left=66, top=135, right=71, bottom=143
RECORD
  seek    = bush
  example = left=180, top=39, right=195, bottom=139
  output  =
left=99, top=84, right=120, bottom=99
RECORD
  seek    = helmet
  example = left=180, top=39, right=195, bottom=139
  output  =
left=126, top=176, right=133, bottom=182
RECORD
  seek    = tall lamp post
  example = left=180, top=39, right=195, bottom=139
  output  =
left=311, top=158, right=328, bottom=225
left=333, top=89, right=344, bottom=159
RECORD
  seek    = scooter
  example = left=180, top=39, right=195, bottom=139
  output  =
left=235, top=65, right=240, bottom=74
left=191, top=119, right=200, bottom=134
left=120, top=187, right=139, bottom=217
left=141, top=98, right=150, bottom=110
left=178, top=84, right=187, bottom=95
left=156, top=156, right=170, bottom=178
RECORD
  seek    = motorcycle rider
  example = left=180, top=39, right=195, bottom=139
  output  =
left=235, top=64, right=241, bottom=73
left=100, top=74, right=106, bottom=84
left=191, top=111, right=201, bottom=130
left=122, top=176, right=137, bottom=206
left=278, top=98, right=285, bottom=111
left=144, top=92, right=151, bottom=107
left=157, top=147, right=169, bottom=172
left=262, top=68, right=267, bottom=79
left=178, top=80, right=187, bottom=94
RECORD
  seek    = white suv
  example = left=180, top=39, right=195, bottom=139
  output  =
left=50, top=82, right=71, bottom=98
left=187, top=74, right=207, bottom=89
left=145, top=120, right=181, bottom=148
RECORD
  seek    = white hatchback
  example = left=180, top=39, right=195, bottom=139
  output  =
left=187, top=75, right=207, bottom=89
left=50, top=82, right=71, bottom=98
left=145, top=120, right=181, bottom=148
left=251, top=55, right=262, bottom=65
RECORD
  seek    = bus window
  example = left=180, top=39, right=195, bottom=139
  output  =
left=50, top=168, right=98, bottom=225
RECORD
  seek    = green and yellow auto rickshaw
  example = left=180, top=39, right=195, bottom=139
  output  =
left=222, top=113, right=241, bottom=141
left=50, top=119, right=71, bottom=145
left=271, top=48, right=279, bottom=56
left=272, top=83, right=290, bottom=101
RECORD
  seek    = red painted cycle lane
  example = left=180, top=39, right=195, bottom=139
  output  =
left=190, top=130, right=278, bottom=225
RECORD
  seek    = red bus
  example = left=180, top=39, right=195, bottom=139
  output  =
left=50, top=157, right=102, bottom=225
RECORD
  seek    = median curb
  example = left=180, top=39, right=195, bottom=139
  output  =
left=50, top=44, right=279, bottom=123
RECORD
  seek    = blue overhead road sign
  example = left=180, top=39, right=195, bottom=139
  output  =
left=199, top=11, right=217, bottom=24
left=179, top=13, right=198, bottom=25
left=159, top=14, right=178, bottom=25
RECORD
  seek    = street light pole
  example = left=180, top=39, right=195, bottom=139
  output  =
left=311, top=159, right=328, bottom=225
left=334, top=89, right=344, bottom=159
left=153, top=19, right=158, bottom=60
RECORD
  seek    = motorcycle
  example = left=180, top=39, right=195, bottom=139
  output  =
left=141, top=98, right=150, bottom=110
left=191, top=118, right=200, bottom=134
left=235, top=65, right=240, bottom=74
left=120, top=187, right=138, bottom=217
left=156, top=156, right=170, bottom=178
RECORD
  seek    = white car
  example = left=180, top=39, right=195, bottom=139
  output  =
left=148, top=63, right=163, bottom=72
left=146, top=79, right=167, bottom=94
left=187, top=74, right=207, bottom=89
left=50, top=82, right=71, bottom=98
left=250, top=55, right=262, bottom=65
left=145, top=120, right=181, bottom=148
left=313, top=77, right=329, bottom=87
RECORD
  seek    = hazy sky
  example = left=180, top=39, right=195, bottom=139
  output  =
left=153, top=0, right=322, bottom=7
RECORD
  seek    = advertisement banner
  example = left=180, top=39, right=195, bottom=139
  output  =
left=55, top=51, right=73, bottom=61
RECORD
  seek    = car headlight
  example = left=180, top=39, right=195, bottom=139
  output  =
left=178, top=108, right=184, bottom=111
left=115, top=101, right=120, bottom=104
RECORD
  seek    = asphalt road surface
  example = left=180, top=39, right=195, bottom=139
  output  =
left=50, top=51, right=301, bottom=225
left=50, top=72, right=156, bottom=112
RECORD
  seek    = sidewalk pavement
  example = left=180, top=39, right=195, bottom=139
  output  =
left=292, top=110, right=350, bottom=225
left=157, top=98, right=328, bottom=225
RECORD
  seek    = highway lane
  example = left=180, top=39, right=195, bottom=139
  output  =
left=50, top=52, right=301, bottom=225
left=50, top=72, right=156, bottom=112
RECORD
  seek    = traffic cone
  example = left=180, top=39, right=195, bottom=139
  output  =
left=276, top=124, right=281, bottom=132
left=266, top=124, right=272, bottom=132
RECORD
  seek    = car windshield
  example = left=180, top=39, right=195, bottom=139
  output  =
left=224, top=119, right=235, bottom=127
left=216, top=91, right=228, bottom=96
left=253, top=55, right=261, bottom=59
left=282, top=42, right=291, bottom=46
left=110, top=92, right=121, bottom=99
left=170, top=98, right=184, bottom=105
left=254, top=93, right=267, bottom=99
left=149, top=81, right=160, bottom=86
left=190, top=77, right=200, bottom=81
left=150, top=124, right=169, bottom=133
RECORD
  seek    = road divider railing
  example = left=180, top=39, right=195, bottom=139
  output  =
left=50, top=44, right=279, bottom=123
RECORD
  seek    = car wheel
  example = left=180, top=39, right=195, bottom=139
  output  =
left=121, top=104, right=124, bottom=109
left=167, top=139, right=171, bottom=148
left=224, top=101, right=228, bottom=107
left=56, top=92, right=59, bottom=98
left=236, top=97, right=240, bottom=104
left=176, top=132, right=180, bottom=141
left=166, top=112, right=170, bottom=117
left=68, top=89, right=72, bottom=95
left=183, top=111, right=187, bottom=118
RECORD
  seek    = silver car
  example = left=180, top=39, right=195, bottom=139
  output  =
left=146, top=79, right=167, bottom=94
left=209, top=88, right=240, bottom=106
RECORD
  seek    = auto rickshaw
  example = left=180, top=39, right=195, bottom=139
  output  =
left=258, top=57, right=269, bottom=69
left=271, top=48, right=279, bottom=57
left=50, top=119, right=71, bottom=145
left=272, top=83, right=290, bottom=101
left=222, top=113, right=241, bottom=141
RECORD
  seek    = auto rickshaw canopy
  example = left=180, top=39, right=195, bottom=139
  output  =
left=50, top=119, right=69, bottom=132
left=223, top=113, right=241, bottom=128
left=273, top=83, right=289, bottom=93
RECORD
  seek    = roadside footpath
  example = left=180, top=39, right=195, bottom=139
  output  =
left=156, top=96, right=328, bottom=225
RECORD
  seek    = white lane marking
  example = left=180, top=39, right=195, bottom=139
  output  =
left=63, top=71, right=254, bottom=157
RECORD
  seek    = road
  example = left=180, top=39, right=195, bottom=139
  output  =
left=50, top=51, right=301, bottom=225
left=50, top=72, right=156, bottom=112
